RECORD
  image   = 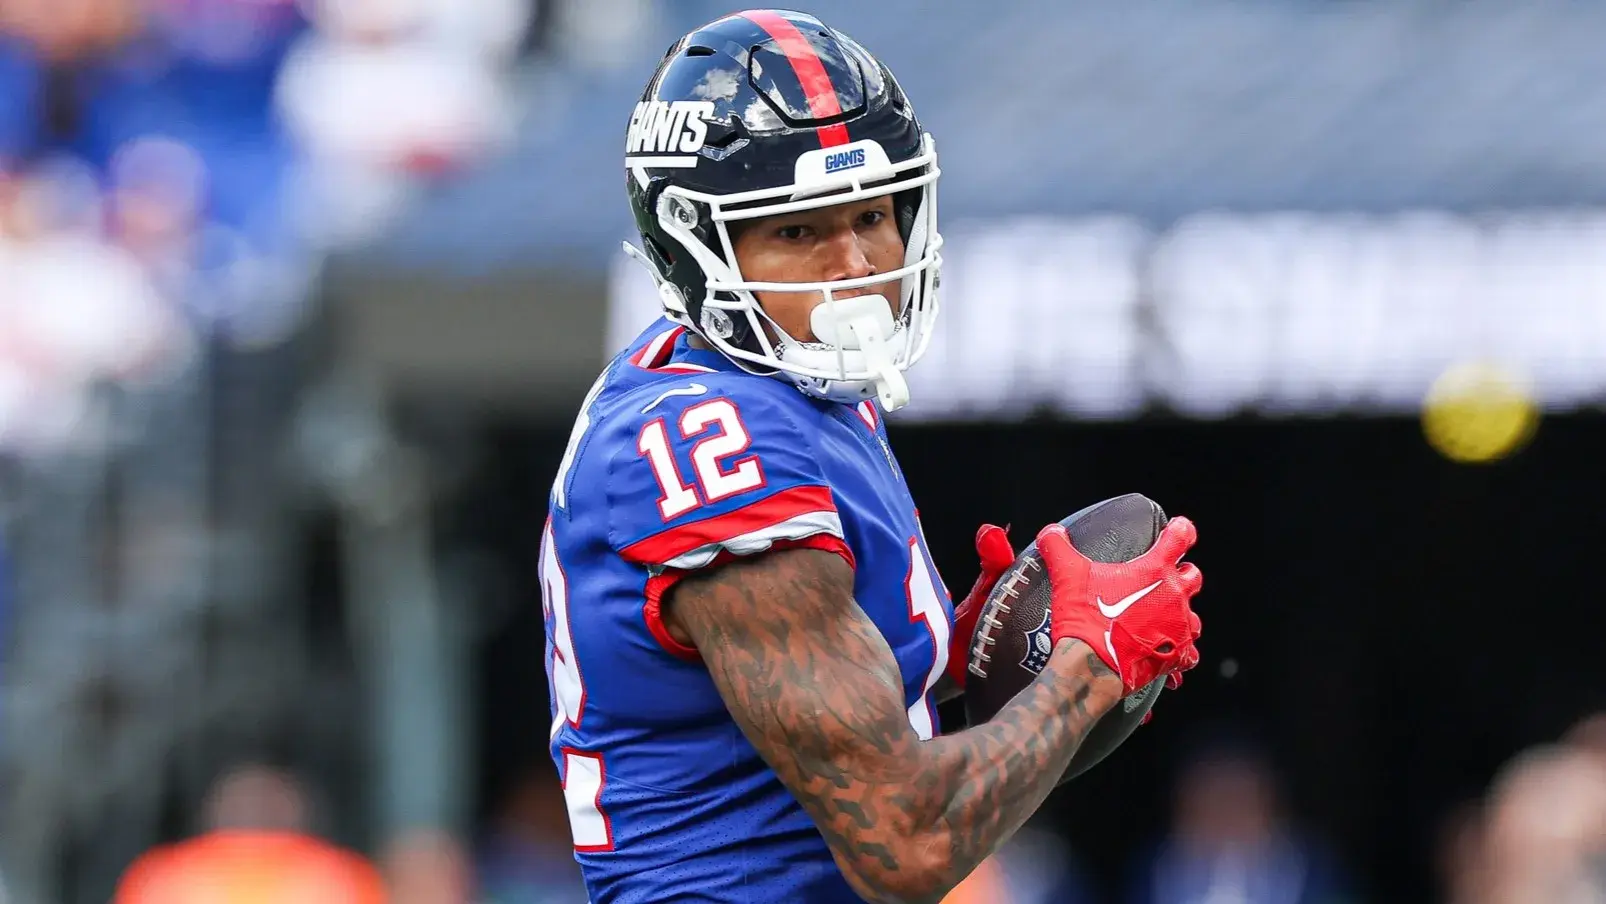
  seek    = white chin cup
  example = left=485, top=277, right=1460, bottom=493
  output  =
left=777, top=294, right=911, bottom=412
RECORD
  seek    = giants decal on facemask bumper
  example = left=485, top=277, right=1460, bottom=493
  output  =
left=792, top=140, right=894, bottom=195
left=824, top=149, right=867, bottom=174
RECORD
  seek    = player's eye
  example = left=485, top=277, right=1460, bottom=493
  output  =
left=857, top=209, right=887, bottom=228
left=774, top=223, right=811, bottom=241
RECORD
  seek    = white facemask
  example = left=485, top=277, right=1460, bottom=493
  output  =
left=624, top=134, right=943, bottom=412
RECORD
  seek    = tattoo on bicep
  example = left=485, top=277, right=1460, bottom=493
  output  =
left=671, top=549, right=1118, bottom=902
left=671, top=551, right=925, bottom=861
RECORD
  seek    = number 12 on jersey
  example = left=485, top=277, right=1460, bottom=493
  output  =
left=638, top=398, right=766, bottom=520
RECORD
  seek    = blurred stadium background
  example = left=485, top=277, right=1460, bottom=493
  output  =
left=2, top=0, right=1605, bottom=902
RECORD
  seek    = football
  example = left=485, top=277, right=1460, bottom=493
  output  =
left=963, top=493, right=1170, bottom=785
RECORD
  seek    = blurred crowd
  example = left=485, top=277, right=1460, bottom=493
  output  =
left=1, top=1, right=1603, bottom=902
left=0, top=1, right=548, bottom=900
left=953, top=715, right=1606, bottom=904
left=1439, top=715, right=1606, bottom=904
left=108, top=758, right=591, bottom=903
left=0, top=0, right=522, bottom=456
left=86, top=709, right=1606, bottom=903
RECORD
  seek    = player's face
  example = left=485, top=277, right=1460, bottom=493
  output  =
left=731, top=195, right=905, bottom=343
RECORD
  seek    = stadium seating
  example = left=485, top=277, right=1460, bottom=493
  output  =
left=366, top=0, right=1606, bottom=271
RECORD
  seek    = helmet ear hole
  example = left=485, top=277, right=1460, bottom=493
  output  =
left=702, top=308, right=736, bottom=339
left=658, top=194, right=700, bottom=229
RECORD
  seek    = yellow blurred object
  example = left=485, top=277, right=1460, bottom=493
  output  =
left=1421, top=361, right=1539, bottom=464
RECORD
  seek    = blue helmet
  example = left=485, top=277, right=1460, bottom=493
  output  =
left=623, top=9, right=942, bottom=410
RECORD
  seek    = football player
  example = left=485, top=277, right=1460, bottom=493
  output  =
left=542, top=10, right=1205, bottom=903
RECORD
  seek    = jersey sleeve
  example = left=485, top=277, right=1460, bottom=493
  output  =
left=605, top=381, right=853, bottom=573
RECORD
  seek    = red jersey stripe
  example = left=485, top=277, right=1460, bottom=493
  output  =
left=619, top=484, right=840, bottom=565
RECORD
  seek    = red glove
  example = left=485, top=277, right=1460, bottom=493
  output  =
left=1037, top=517, right=1204, bottom=695
left=945, top=523, right=1016, bottom=688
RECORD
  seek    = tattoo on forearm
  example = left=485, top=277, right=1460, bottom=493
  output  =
left=670, top=548, right=1119, bottom=904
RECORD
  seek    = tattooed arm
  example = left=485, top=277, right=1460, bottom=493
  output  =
left=666, top=547, right=1122, bottom=904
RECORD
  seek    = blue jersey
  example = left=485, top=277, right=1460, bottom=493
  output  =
left=542, top=320, right=955, bottom=903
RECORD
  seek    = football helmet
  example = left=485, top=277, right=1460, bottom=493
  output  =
left=622, top=9, right=941, bottom=411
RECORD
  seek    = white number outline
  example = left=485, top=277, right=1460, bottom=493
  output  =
left=682, top=399, right=766, bottom=503
left=542, top=519, right=585, bottom=732
left=637, top=398, right=767, bottom=520
left=904, top=535, right=951, bottom=740
left=560, top=747, right=614, bottom=852
left=638, top=418, right=700, bottom=519
left=542, top=519, right=615, bottom=852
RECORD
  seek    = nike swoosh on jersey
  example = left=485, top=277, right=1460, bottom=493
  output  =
left=642, top=383, right=710, bottom=414
left=1096, top=579, right=1164, bottom=619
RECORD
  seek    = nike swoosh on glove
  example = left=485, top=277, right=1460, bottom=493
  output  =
left=1036, top=517, right=1204, bottom=695
left=945, top=523, right=1016, bottom=689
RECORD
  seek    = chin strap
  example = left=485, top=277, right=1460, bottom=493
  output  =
left=807, top=294, right=910, bottom=411
left=852, top=318, right=909, bottom=411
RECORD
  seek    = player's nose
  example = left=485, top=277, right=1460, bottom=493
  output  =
left=823, top=228, right=877, bottom=285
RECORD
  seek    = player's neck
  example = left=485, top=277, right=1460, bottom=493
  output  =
left=686, top=332, right=712, bottom=351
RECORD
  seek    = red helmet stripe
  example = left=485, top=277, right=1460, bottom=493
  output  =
left=742, top=10, right=851, bottom=147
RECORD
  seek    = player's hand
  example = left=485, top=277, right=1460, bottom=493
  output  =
left=944, top=523, right=1016, bottom=689
left=1036, top=517, right=1203, bottom=695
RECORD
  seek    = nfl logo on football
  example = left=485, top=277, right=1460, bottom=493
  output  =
left=1019, top=610, right=1054, bottom=672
